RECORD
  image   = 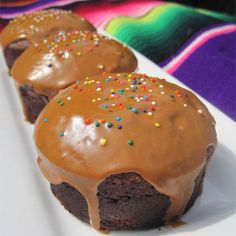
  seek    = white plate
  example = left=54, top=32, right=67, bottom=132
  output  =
left=0, top=46, right=236, bottom=236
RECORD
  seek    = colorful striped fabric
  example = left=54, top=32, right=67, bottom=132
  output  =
left=0, top=0, right=235, bottom=120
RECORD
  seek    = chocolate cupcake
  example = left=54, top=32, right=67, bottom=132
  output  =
left=11, top=31, right=137, bottom=123
left=34, top=73, right=217, bottom=231
left=0, top=9, right=96, bottom=68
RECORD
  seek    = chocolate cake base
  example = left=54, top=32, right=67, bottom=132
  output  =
left=50, top=171, right=205, bottom=231
left=4, top=38, right=30, bottom=69
left=19, top=84, right=48, bottom=123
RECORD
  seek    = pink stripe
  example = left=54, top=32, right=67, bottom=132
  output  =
left=165, top=25, right=236, bottom=74
left=76, top=1, right=163, bottom=29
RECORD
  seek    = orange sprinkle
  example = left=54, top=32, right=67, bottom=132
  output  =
left=85, top=118, right=92, bottom=125
left=99, top=119, right=106, bottom=124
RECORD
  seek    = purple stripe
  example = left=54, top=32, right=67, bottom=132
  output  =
left=159, top=23, right=229, bottom=67
left=173, top=31, right=236, bottom=120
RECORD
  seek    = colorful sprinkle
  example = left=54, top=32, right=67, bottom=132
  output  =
left=155, top=122, right=161, bottom=128
left=103, top=104, right=108, bottom=108
left=100, top=138, right=107, bottom=146
left=116, top=116, right=121, bottom=121
left=43, top=118, right=49, bottom=123
left=119, top=89, right=125, bottom=94
left=100, top=119, right=106, bottom=124
left=59, top=131, right=64, bottom=137
left=131, top=108, right=138, bottom=113
left=85, top=118, right=92, bottom=125
left=107, top=122, right=113, bottom=128
left=197, top=109, right=203, bottom=114
left=117, top=125, right=123, bottom=129
left=128, top=140, right=134, bottom=145
left=95, top=122, right=100, bottom=127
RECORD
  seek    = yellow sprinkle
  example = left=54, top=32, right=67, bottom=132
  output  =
left=100, top=138, right=107, bottom=146
left=92, top=99, right=96, bottom=102
left=155, top=122, right=161, bottom=127
left=110, top=89, right=114, bottom=92
left=128, top=79, right=131, bottom=82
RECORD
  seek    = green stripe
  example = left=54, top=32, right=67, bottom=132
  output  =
left=196, top=8, right=236, bottom=23
left=104, top=3, right=232, bottom=64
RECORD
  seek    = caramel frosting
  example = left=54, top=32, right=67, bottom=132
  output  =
left=34, top=73, right=217, bottom=230
left=0, top=9, right=96, bottom=48
left=11, top=31, right=137, bottom=98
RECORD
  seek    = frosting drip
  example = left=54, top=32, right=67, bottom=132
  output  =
left=11, top=31, right=137, bottom=98
left=0, top=9, right=96, bottom=48
left=34, top=73, right=217, bottom=229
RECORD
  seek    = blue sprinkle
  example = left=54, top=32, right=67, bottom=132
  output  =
left=59, top=132, right=64, bottom=137
left=44, top=118, right=49, bottom=123
left=116, top=116, right=121, bottom=121
left=142, top=109, right=147, bottom=113
left=132, top=80, right=137, bottom=84
left=132, top=89, right=136, bottom=92
left=132, top=108, right=137, bottom=113
left=103, top=104, right=108, bottom=108
left=117, top=125, right=122, bottom=129
left=143, top=96, right=148, bottom=99
left=105, top=78, right=110, bottom=82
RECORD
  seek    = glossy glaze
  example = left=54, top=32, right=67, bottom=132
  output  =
left=34, top=73, right=217, bottom=230
left=0, top=9, right=96, bottom=48
left=11, top=31, right=137, bottom=98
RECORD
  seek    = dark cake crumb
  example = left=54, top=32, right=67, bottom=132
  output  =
left=4, top=38, right=30, bottom=69
left=19, top=84, right=48, bottom=123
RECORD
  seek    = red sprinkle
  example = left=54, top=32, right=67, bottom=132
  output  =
left=85, top=118, right=92, bottom=125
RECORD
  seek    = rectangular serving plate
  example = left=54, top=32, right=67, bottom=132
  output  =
left=0, top=45, right=236, bottom=236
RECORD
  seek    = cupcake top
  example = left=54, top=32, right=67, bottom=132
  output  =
left=0, top=9, right=96, bottom=48
left=11, top=31, right=137, bottom=98
left=34, top=73, right=217, bottom=229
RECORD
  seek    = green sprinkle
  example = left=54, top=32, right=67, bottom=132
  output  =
left=127, top=106, right=132, bottom=110
left=107, top=122, right=113, bottom=128
left=95, top=122, right=100, bottom=127
left=128, top=140, right=134, bottom=145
